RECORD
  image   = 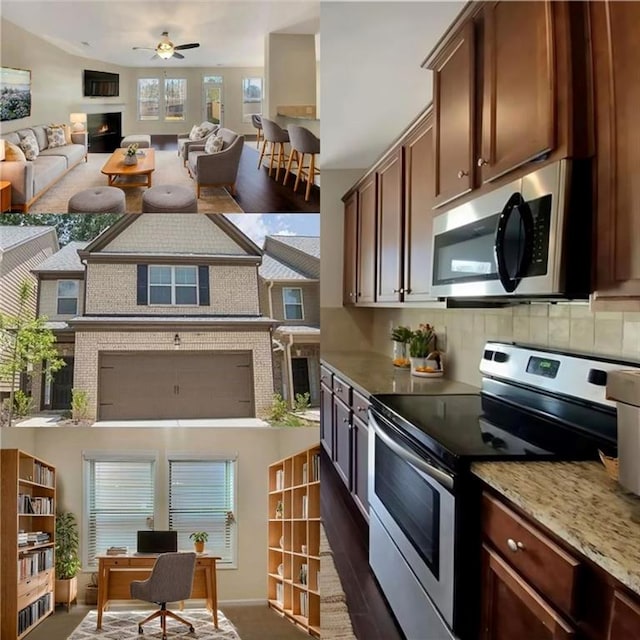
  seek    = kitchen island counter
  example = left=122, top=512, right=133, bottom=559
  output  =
left=473, top=460, right=640, bottom=597
left=321, top=351, right=479, bottom=398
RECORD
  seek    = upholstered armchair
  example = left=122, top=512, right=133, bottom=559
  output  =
left=177, top=122, right=219, bottom=166
left=187, top=127, right=245, bottom=197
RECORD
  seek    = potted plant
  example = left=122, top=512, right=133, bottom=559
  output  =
left=55, top=512, right=81, bottom=611
left=189, top=531, right=209, bottom=553
left=390, top=325, right=412, bottom=368
left=123, top=142, right=139, bottom=165
left=409, top=324, right=441, bottom=376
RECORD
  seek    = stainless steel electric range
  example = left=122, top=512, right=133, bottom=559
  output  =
left=368, top=342, right=639, bottom=640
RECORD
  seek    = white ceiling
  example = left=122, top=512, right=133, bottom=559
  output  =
left=0, top=0, right=320, bottom=68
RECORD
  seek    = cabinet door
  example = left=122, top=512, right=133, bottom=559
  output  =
left=480, top=1, right=555, bottom=182
left=376, top=148, right=404, bottom=302
left=343, top=191, right=358, bottom=306
left=320, top=383, right=333, bottom=458
left=608, top=591, right=640, bottom=640
left=481, top=545, right=575, bottom=640
left=404, top=113, right=436, bottom=302
left=432, top=21, right=475, bottom=207
left=351, top=415, right=369, bottom=520
left=357, top=174, right=377, bottom=304
left=591, top=1, right=640, bottom=303
left=332, top=396, right=351, bottom=489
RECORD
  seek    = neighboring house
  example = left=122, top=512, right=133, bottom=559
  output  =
left=259, top=235, right=320, bottom=407
left=31, top=214, right=277, bottom=422
left=0, top=226, right=59, bottom=401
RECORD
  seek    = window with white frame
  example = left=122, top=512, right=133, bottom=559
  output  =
left=57, top=280, right=79, bottom=315
left=148, top=266, right=198, bottom=305
left=83, top=453, right=156, bottom=568
left=168, top=457, right=237, bottom=566
left=242, top=77, right=263, bottom=123
left=164, top=78, right=187, bottom=121
left=283, top=287, right=304, bottom=320
left=138, top=78, right=160, bottom=120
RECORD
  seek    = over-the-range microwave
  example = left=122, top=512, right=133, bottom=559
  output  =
left=430, top=159, right=591, bottom=299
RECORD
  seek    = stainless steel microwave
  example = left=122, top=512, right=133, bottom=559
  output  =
left=430, top=160, right=591, bottom=299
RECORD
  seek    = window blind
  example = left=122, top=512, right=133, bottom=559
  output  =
left=85, top=458, right=155, bottom=567
left=168, top=459, right=236, bottom=565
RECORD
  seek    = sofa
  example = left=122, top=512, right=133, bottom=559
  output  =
left=0, top=124, right=87, bottom=212
left=187, top=127, right=244, bottom=197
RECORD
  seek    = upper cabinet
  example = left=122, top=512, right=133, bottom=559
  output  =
left=343, top=191, right=358, bottom=306
left=357, top=174, right=377, bottom=304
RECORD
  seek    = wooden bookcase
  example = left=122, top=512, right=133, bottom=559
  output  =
left=268, top=444, right=321, bottom=637
left=1, top=449, right=56, bottom=640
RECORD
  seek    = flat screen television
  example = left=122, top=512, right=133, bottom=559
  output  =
left=83, top=69, right=119, bottom=97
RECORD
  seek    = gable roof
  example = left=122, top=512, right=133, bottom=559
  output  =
left=259, top=254, right=311, bottom=280
left=270, top=236, right=320, bottom=259
left=31, top=241, right=88, bottom=273
left=261, top=235, right=320, bottom=280
left=0, top=226, right=57, bottom=252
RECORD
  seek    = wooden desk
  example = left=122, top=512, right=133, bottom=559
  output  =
left=96, top=553, right=220, bottom=630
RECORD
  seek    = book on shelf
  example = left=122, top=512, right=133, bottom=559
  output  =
left=301, top=494, right=308, bottom=519
left=276, top=582, right=284, bottom=606
left=106, top=546, right=128, bottom=555
left=33, top=463, right=54, bottom=487
left=299, top=591, right=308, bottom=618
left=302, top=462, right=308, bottom=485
left=311, top=453, right=320, bottom=481
left=299, top=563, right=308, bottom=585
left=275, top=469, right=284, bottom=491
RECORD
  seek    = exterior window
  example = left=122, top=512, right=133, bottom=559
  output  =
left=203, top=76, right=223, bottom=125
left=57, top=280, right=79, bottom=315
left=148, top=266, right=198, bottom=305
left=283, top=288, right=304, bottom=320
left=242, top=77, right=263, bottom=123
left=138, top=78, right=160, bottom=120
left=164, top=78, right=186, bottom=121
left=169, top=458, right=237, bottom=566
left=83, top=454, right=156, bottom=568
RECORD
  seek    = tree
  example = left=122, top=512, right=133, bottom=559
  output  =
left=0, top=280, right=65, bottom=426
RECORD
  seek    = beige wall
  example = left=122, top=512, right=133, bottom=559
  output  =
left=73, top=329, right=275, bottom=419
left=38, top=279, right=85, bottom=320
left=0, top=426, right=319, bottom=603
left=270, top=282, right=320, bottom=326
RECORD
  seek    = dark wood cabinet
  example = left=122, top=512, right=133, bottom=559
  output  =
left=351, top=415, right=369, bottom=519
left=376, top=148, right=404, bottom=302
left=357, top=174, right=377, bottom=304
left=480, top=1, right=555, bottom=182
left=320, top=382, right=333, bottom=458
left=343, top=191, right=358, bottom=306
left=333, top=396, right=351, bottom=489
left=430, top=21, right=475, bottom=207
left=590, top=0, right=640, bottom=306
left=608, top=591, right=640, bottom=640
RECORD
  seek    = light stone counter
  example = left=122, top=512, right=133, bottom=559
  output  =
left=473, top=460, right=640, bottom=596
left=321, top=351, right=479, bottom=398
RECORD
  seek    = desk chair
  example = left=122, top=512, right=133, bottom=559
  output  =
left=130, top=552, right=196, bottom=639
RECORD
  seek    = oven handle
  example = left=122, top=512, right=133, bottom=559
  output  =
left=370, top=413, right=454, bottom=491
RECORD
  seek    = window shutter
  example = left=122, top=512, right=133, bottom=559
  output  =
left=198, top=265, right=210, bottom=306
left=137, top=265, right=148, bottom=305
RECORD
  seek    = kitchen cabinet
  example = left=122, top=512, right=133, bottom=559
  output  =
left=357, top=174, right=377, bottom=304
left=333, top=396, right=351, bottom=488
left=343, top=191, right=358, bottom=306
left=320, top=382, right=333, bottom=458
left=608, top=591, right=640, bottom=640
left=351, top=415, right=369, bottom=518
left=590, top=1, right=640, bottom=306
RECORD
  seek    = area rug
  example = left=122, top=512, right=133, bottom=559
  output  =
left=67, top=609, right=241, bottom=639
left=28, top=151, right=243, bottom=214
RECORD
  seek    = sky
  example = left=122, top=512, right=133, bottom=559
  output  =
left=224, top=214, right=320, bottom=246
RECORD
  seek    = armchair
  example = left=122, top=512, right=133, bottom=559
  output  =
left=187, top=128, right=245, bottom=197
left=177, top=122, right=219, bottom=166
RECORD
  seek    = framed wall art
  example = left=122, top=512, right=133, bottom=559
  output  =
left=0, top=66, right=31, bottom=122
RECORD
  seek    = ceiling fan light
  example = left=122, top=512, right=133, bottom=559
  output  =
left=157, top=33, right=174, bottom=59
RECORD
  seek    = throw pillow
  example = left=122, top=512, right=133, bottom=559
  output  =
left=205, top=135, right=224, bottom=154
left=4, top=140, right=27, bottom=162
left=49, top=123, right=72, bottom=144
left=188, top=125, right=202, bottom=140
left=19, top=132, right=39, bottom=160
left=46, top=125, right=67, bottom=148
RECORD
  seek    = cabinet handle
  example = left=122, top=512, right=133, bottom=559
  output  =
left=357, top=406, right=366, bottom=412
left=506, top=538, right=525, bottom=552
left=405, top=288, right=412, bottom=294
left=393, top=288, right=404, bottom=293
left=342, top=418, right=349, bottom=424
left=477, top=157, right=489, bottom=167
left=457, top=170, right=469, bottom=179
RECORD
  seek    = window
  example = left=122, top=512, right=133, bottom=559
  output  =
left=138, top=78, right=160, bottom=120
left=57, top=280, right=79, bottom=315
left=164, top=78, right=186, bottom=121
left=169, top=457, right=237, bottom=566
left=283, top=288, right=304, bottom=320
left=83, top=453, right=156, bottom=567
left=242, top=77, right=263, bottom=123
left=203, top=76, right=223, bottom=125
left=149, top=266, right=198, bottom=305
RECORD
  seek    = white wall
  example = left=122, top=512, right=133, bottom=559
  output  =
left=0, top=426, right=319, bottom=603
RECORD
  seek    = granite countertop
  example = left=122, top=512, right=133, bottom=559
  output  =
left=473, top=460, right=640, bottom=596
left=321, top=351, right=479, bottom=397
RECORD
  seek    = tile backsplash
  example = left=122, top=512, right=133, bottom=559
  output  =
left=321, top=304, right=640, bottom=388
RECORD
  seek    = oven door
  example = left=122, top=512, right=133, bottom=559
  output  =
left=368, top=409, right=456, bottom=637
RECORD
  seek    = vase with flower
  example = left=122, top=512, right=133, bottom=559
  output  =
left=409, top=324, right=443, bottom=377
left=123, top=142, right=139, bottom=165
left=390, top=325, right=412, bottom=368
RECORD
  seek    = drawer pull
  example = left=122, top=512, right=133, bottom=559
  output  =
left=507, top=538, right=525, bottom=552
left=342, top=418, right=349, bottom=424
left=457, top=169, right=469, bottom=179
left=357, top=406, right=366, bottom=412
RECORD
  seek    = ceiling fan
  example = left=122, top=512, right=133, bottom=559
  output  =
left=133, top=31, right=200, bottom=60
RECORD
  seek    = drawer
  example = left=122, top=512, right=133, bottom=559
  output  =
left=482, top=492, right=580, bottom=616
left=18, top=576, right=38, bottom=597
left=332, top=375, right=351, bottom=406
left=18, top=587, right=39, bottom=612
left=103, top=557, right=130, bottom=566
left=352, top=389, right=370, bottom=419
left=320, top=365, right=333, bottom=387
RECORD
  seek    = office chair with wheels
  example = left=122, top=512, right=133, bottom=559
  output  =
left=130, top=552, right=197, bottom=639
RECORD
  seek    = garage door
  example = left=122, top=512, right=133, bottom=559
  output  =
left=98, top=352, right=254, bottom=420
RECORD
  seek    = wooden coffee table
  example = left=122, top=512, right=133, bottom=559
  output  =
left=101, top=148, right=155, bottom=189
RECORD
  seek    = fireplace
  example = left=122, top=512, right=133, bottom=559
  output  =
left=87, top=112, right=122, bottom=153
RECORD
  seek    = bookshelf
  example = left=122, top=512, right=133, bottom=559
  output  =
left=1, top=449, right=56, bottom=640
left=268, top=444, right=321, bottom=637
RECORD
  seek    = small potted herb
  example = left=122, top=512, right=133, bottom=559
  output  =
left=189, top=531, right=209, bottom=553
left=409, top=324, right=442, bottom=376
left=390, top=325, right=412, bottom=368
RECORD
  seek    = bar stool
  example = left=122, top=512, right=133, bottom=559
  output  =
left=284, top=125, right=320, bottom=201
left=258, top=118, right=290, bottom=181
left=251, top=114, right=263, bottom=149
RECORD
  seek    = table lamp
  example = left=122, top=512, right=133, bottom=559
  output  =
left=70, top=113, right=87, bottom=133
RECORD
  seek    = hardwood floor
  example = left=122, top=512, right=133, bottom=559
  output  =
left=150, top=135, right=319, bottom=213
left=321, top=450, right=404, bottom=640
